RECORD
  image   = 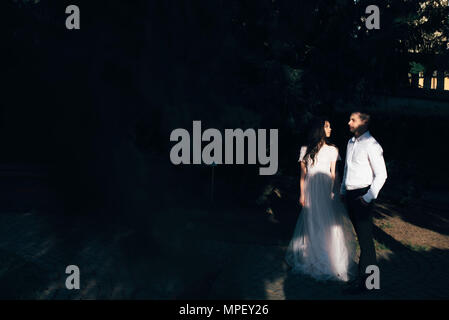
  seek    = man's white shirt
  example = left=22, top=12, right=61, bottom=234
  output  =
left=340, top=130, right=387, bottom=203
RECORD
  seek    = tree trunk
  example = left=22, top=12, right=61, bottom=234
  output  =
left=410, top=73, right=419, bottom=88
left=423, top=71, right=432, bottom=89
left=436, top=70, right=445, bottom=91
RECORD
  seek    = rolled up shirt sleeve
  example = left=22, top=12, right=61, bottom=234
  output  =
left=362, top=142, right=387, bottom=203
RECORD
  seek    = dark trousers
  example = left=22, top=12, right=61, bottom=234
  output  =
left=345, top=186, right=377, bottom=281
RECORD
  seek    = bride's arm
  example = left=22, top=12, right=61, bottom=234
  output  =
left=299, top=161, right=307, bottom=206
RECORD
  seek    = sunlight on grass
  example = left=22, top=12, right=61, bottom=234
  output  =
left=403, top=242, right=432, bottom=252
left=374, top=240, right=390, bottom=251
left=378, top=222, right=392, bottom=230
left=263, top=276, right=285, bottom=300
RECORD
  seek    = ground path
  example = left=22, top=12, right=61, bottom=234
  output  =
left=1, top=192, right=448, bottom=299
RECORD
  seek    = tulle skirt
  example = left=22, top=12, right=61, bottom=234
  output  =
left=285, top=171, right=357, bottom=282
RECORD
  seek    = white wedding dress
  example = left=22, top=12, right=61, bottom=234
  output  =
left=285, top=144, right=357, bottom=282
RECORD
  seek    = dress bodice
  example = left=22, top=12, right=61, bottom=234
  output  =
left=298, top=145, right=340, bottom=175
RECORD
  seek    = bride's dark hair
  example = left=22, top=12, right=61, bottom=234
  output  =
left=303, top=117, right=333, bottom=165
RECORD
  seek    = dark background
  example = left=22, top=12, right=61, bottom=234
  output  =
left=1, top=0, right=448, bottom=299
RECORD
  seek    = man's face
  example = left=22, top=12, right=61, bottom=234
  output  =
left=348, top=113, right=367, bottom=133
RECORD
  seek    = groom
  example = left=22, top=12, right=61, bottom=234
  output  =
left=340, top=111, right=387, bottom=294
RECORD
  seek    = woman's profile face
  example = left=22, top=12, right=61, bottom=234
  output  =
left=324, top=121, right=332, bottom=138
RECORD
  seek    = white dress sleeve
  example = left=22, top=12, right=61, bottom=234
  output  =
left=298, top=146, right=307, bottom=162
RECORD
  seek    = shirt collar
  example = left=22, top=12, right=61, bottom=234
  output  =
left=351, top=130, right=370, bottom=143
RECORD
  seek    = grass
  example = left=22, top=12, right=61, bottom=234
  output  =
left=403, top=242, right=431, bottom=252
left=0, top=249, right=48, bottom=299
left=379, top=222, right=393, bottom=230
left=374, top=240, right=390, bottom=251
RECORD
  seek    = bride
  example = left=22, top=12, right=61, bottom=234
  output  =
left=285, top=118, right=357, bottom=282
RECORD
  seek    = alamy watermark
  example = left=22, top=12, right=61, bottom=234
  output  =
left=63, top=4, right=378, bottom=31
left=365, top=265, right=380, bottom=290
left=65, top=5, right=80, bottom=30
left=169, top=121, right=278, bottom=175
left=365, top=5, right=380, bottom=30
left=65, top=265, right=80, bottom=290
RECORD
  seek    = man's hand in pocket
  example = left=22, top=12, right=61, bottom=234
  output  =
left=357, top=196, right=370, bottom=207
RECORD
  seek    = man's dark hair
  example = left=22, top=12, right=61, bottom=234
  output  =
left=351, top=110, right=370, bottom=125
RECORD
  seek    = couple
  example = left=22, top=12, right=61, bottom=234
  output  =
left=285, top=111, right=387, bottom=293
